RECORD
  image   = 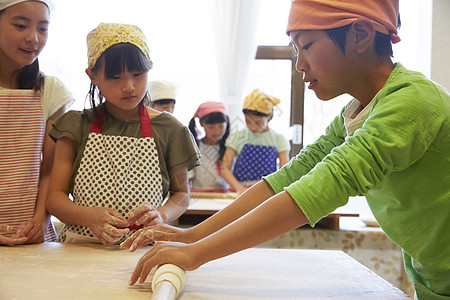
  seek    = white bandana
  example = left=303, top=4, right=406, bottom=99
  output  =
left=0, top=0, right=54, bottom=11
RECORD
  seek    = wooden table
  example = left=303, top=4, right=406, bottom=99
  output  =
left=0, top=243, right=409, bottom=299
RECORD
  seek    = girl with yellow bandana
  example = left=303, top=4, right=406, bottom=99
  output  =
left=221, top=89, right=289, bottom=195
left=47, top=23, right=200, bottom=245
left=123, top=2, right=450, bottom=299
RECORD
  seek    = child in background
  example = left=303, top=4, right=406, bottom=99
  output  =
left=221, top=89, right=290, bottom=194
left=123, top=1, right=449, bottom=299
left=0, top=0, right=73, bottom=245
left=47, top=23, right=200, bottom=245
left=148, top=80, right=177, bottom=113
left=188, top=101, right=230, bottom=193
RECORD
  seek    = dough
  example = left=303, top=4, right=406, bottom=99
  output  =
left=151, top=264, right=186, bottom=297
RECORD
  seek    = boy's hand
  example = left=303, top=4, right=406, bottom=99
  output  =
left=120, top=223, right=188, bottom=252
left=129, top=241, right=201, bottom=285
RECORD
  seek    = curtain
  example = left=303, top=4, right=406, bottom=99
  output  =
left=209, top=0, right=261, bottom=130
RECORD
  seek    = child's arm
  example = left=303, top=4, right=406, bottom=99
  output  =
left=221, top=147, right=246, bottom=194
left=157, top=167, right=190, bottom=223
left=278, top=150, right=289, bottom=168
left=47, top=137, right=129, bottom=245
left=122, top=180, right=278, bottom=250
left=129, top=186, right=308, bottom=284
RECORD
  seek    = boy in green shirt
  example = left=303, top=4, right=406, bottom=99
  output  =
left=123, top=1, right=450, bottom=298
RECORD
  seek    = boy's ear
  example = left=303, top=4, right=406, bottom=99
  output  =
left=351, top=18, right=376, bottom=54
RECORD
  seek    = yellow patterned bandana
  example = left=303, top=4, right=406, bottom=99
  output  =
left=86, top=23, right=151, bottom=69
left=243, top=89, right=281, bottom=114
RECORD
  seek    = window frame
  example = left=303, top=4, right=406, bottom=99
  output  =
left=255, top=45, right=304, bottom=157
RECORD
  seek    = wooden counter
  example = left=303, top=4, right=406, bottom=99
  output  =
left=0, top=243, right=409, bottom=299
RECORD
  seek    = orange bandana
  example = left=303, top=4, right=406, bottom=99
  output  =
left=286, top=0, right=400, bottom=43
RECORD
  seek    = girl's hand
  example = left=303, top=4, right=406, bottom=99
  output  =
left=0, top=225, right=27, bottom=245
left=86, top=207, right=130, bottom=245
left=120, top=223, right=189, bottom=252
left=126, top=202, right=163, bottom=228
left=15, top=218, right=46, bottom=244
left=129, top=241, right=202, bottom=285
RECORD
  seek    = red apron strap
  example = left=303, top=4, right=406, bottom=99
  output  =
left=140, top=105, right=152, bottom=138
left=216, top=161, right=222, bottom=177
left=90, top=106, right=104, bottom=133
left=90, top=105, right=152, bottom=137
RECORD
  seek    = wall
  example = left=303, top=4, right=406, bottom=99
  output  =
left=431, top=0, right=450, bottom=90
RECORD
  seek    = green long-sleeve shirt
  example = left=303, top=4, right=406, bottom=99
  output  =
left=264, top=63, right=450, bottom=299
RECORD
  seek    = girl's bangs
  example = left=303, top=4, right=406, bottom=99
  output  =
left=99, top=43, right=152, bottom=78
left=201, top=112, right=228, bottom=124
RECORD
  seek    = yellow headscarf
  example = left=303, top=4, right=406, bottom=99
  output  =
left=286, top=0, right=400, bottom=43
left=243, top=89, right=281, bottom=115
left=86, top=23, right=151, bottom=69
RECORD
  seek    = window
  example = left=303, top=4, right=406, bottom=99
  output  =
left=40, top=0, right=219, bottom=125
left=249, top=0, right=302, bottom=156
left=40, top=0, right=432, bottom=150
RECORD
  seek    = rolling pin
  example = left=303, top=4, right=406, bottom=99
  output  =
left=150, top=264, right=186, bottom=300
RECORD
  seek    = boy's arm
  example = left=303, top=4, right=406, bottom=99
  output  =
left=129, top=188, right=308, bottom=284
left=121, top=180, right=277, bottom=249
left=267, top=113, right=346, bottom=194
left=186, top=180, right=276, bottom=241
left=124, top=116, right=346, bottom=247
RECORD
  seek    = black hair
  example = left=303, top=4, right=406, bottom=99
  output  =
left=188, top=112, right=230, bottom=161
left=17, top=59, right=45, bottom=91
left=152, top=99, right=176, bottom=106
left=325, top=15, right=401, bottom=57
left=87, top=43, right=152, bottom=114
left=242, top=109, right=270, bottom=118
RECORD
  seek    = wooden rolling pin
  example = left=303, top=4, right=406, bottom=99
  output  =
left=150, top=264, right=186, bottom=300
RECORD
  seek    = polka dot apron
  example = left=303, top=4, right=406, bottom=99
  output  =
left=232, top=130, right=278, bottom=183
left=57, top=105, right=163, bottom=244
